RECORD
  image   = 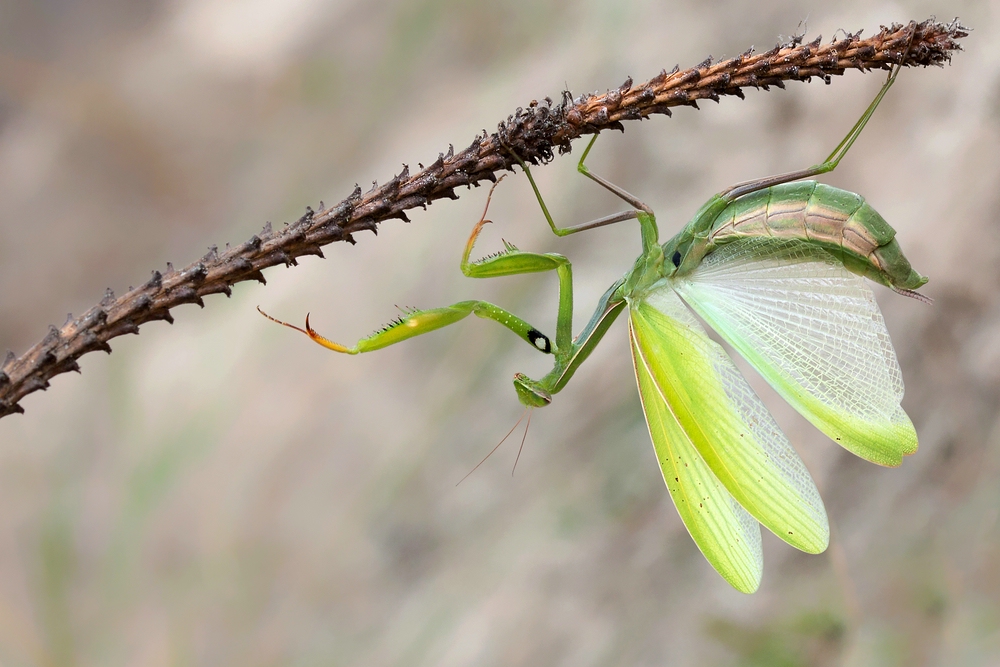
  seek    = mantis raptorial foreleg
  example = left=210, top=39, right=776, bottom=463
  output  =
left=257, top=178, right=577, bottom=357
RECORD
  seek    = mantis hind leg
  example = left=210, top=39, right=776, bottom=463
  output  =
left=718, top=34, right=913, bottom=202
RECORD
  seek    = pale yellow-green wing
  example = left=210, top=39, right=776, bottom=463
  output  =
left=630, top=316, right=762, bottom=594
left=673, top=238, right=917, bottom=466
left=630, top=289, right=828, bottom=572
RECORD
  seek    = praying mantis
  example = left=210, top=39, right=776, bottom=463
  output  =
left=259, top=60, right=927, bottom=593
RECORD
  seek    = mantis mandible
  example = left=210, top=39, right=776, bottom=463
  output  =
left=259, top=60, right=927, bottom=593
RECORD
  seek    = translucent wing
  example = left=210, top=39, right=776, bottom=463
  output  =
left=673, top=238, right=917, bottom=466
left=630, top=317, right=762, bottom=593
left=629, top=290, right=828, bottom=582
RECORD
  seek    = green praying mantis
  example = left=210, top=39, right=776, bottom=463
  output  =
left=259, top=60, right=927, bottom=593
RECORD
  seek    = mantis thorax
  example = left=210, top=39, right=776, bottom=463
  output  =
left=662, top=194, right=731, bottom=278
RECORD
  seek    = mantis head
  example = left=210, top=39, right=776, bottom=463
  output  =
left=513, top=373, right=552, bottom=408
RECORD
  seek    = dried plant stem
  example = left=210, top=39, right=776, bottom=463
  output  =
left=0, top=19, right=968, bottom=419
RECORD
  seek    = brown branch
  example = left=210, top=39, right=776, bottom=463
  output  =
left=0, top=18, right=968, bottom=419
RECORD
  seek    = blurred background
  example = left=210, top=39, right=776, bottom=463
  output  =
left=0, top=1, right=994, bottom=665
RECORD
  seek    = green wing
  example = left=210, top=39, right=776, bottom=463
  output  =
left=673, top=238, right=917, bottom=466
left=629, top=290, right=828, bottom=591
left=630, top=315, right=762, bottom=593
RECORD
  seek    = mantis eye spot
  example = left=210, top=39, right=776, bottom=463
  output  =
left=527, top=329, right=551, bottom=353
left=671, top=251, right=681, bottom=267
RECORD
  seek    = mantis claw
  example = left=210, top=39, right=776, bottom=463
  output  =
left=463, top=175, right=508, bottom=265
left=257, top=307, right=352, bottom=353
left=302, top=313, right=352, bottom=353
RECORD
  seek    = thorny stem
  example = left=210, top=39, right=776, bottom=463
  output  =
left=0, top=19, right=968, bottom=419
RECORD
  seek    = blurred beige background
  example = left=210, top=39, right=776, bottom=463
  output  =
left=0, top=1, right=994, bottom=665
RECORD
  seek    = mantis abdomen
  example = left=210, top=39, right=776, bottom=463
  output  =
left=709, top=181, right=927, bottom=291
